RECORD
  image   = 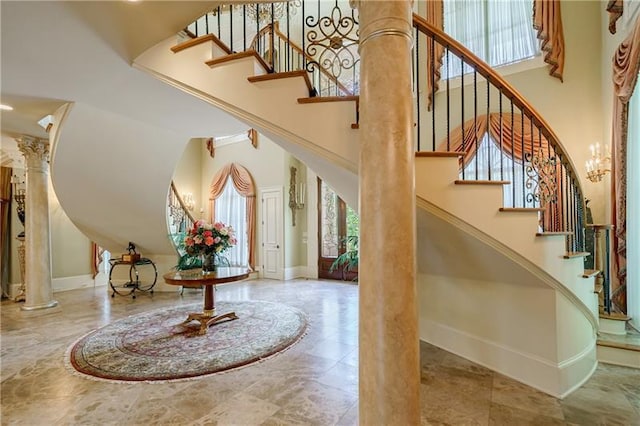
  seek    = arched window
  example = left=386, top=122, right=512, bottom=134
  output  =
left=215, top=178, right=248, bottom=267
left=209, top=163, right=256, bottom=270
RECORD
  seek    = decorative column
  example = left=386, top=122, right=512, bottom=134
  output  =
left=356, top=1, right=420, bottom=424
left=16, top=136, right=57, bottom=311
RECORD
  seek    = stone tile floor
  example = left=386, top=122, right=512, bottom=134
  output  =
left=1, top=279, right=639, bottom=425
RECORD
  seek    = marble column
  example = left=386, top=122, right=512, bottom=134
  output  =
left=16, top=136, right=57, bottom=311
left=356, top=1, right=420, bottom=424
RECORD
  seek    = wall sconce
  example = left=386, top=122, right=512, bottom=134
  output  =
left=289, top=166, right=305, bottom=226
left=585, top=143, right=611, bottom=183
left=183, top=192, right=195, bottom=211
left=10, top=174, right=26, bottom=236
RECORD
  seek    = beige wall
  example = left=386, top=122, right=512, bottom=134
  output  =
left=8, top=168, right=91, bottom=285
left=197, top=132, right=309, bottom=271
left=172, top=138, right=203, bottom=217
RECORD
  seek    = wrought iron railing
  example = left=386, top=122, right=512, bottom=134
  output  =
left=185, top=0, right=359, bottom=97
left=182, top=6, right=586, bottom=254
left=167, top=181, right=195, bottom=236
left=412, top=14, right=587, bottom=254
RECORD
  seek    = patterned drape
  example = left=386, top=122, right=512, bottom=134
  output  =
left=610, top=16, right=640, bottom=308
left=0, top=167, right=12, bottom=298
left=425, top=0, right=445, bottom=111
left=607, top=0, right=624, bottom=34
left=91, top=242, right=104, bottom=279
left=533, top=0, right=565, bottom=81
left=209, top=163, right=256, bottom=269
left=438, top=113, right=561, bottom=230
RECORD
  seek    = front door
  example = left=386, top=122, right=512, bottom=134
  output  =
left=261, top=187, right=283, bottom=280
left=318, top=179, right=359, bottom=281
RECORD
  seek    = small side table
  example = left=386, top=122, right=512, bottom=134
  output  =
left=109, top=257, right=157, bottom=299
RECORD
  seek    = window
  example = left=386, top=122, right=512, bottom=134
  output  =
left=462, top=134, right=537, bottom=209
left=214, top=179, right=248, bottom=267
left=442, top=0, right=539, bottom=78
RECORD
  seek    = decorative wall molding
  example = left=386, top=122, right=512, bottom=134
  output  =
left=284, top=265, right=307, bottom=280
left=52, top=274, right=95, bottom=293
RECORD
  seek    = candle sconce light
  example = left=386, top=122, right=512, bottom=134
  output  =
left=585, top=142, right=611, bottom=183
left=289, top=166, right=305, bottom=226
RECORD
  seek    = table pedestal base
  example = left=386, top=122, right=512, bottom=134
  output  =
left=182, top=310, right=238, bottom=335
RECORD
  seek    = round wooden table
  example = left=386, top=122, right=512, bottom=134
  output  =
left=163, top=267, right=250, bottom=335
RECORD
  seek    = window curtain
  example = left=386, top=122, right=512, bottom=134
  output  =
left=610, top=16, right=640, bottom=309
left=91, top=242, right=104, bottom=279
left=425, top=0, right=445, bottom=111
left=1, top=167, right=12, bottom=298
left=209, top=163, right=256, bottom=270
left=437, top=113, right=561, bottom=230
left=215, top=179, right=249, bottom=267
left=533, top=0, right=565, bottom=81
left=607, top=0, right=624, bottom=34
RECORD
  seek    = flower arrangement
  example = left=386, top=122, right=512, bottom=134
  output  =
left=183, top=220, right=237, bottom=257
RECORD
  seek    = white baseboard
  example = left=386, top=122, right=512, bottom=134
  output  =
left=421, top=319, right=597, bottom=398
left=53, top=274, right=95, bottom=292
left=284, top=266, right=307, bottom=280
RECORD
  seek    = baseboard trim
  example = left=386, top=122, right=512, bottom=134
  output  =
left=421, top=319, right=597, bottom=398
left=284, top=266, right=307, bottom=281
left=53, top=274, right=95, bottom=293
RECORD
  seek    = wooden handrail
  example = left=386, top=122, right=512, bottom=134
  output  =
left=170, top=181, right=196, bottom=224
left=251, top=22, right=354, bottom=96
left=411, top=13, right=583, bottom=190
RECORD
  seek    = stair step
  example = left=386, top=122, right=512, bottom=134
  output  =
left=536, top=231, right=573, bottom=236
left=582, top=269, right=600, bottom=278
left=416, top=151, right=463, bottom=158
left=351, top=123, right=359, bottom=129
left=600, top=312, right=631, bottom=321
left=297, top=95, right=359, bottom=104
left=206, top=50, right=271, bottom=73
left=248, top=70, right=314, bottom=97
left=562, top=251, right=590, bottom=259
left=454, top=180, right=510, bottom=185
left=172, top=33, right=232, bottom=54
left=499, top=207, right=545, bottom=213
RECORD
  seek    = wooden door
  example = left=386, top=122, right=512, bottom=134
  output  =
left=318, top=179, right=358, bottom=281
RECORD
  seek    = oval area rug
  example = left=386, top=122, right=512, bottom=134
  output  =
left=68, top=300, right=307, bottom=382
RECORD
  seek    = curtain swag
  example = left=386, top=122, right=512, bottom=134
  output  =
left=607, top=0, right=624, bottom=34
left=533, top=0, right=565, bottom=82
left=209, top=163, right=256, bottom=269
left=610, top=15, right=640, bottom=306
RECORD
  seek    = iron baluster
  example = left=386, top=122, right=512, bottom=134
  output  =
left=474, top=69, right=478, bottom=180
left=460, top=55, right=465, bottom=180
left=431, top=35, right=436, bottom=151
left=446, top=47, right=450, bottom=152
left=486, top=78, right=491, bottom=181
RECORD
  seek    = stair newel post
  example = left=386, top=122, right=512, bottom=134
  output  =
left=356, top=1, right=420, bottom=424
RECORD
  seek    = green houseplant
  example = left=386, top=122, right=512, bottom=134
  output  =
left=329, top=235, right=359, bottom=279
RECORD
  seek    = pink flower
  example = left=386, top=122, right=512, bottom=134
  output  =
left=194, top=235, right=203, bottom=244
left=203, top=230, right=213, bottom=238
left=185, top=237, right=194, bottom=246
left=204, top=236, right=214, bottom=246
left=214, top=222, right=224, bottom=230
left=230, top=237, right=237, bottom=245
left=214, top=236, right=221, bottom=244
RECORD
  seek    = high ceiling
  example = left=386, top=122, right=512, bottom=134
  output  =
left=1, top=0, right=246, bottom=169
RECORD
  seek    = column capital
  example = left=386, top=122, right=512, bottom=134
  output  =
left=16, top=136, right=50, bottom=164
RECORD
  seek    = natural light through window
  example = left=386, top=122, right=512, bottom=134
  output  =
left=215, top=179, right=248, bottom=267
left=442, top=0, right=540, bottom=78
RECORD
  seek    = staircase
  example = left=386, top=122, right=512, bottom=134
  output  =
left=127, top=9, right=609, bottom=396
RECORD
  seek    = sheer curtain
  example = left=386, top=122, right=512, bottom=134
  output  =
left=442, top=0, right=539, bottom=77
left=215, top=178, right=248, bottom=267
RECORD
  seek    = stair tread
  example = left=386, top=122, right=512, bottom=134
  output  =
left=206, top=50, right=271, bottom=73
left=415, top=151, right=463, bottom=158
left=536, top=231, right=573, bottom=236
left=593, top=283, right=603, bottom=293
left=351, top=123, right=359, bottom=129
left=499, top=207, right=545, bottom=212
left=454, top=180, right=510, bottom=185
left=582, top=269, right=600, bottom=278
left=297, top=95, right=359, bottom=104
left=562, top=251, right=591, bottom=258
left=600, top=312, right=631, bottom=321
left=248, top=70, right=314, bottom=97
left=172, top=33, right=232, bottom=54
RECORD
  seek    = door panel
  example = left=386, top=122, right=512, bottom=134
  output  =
left=261, top=187, right=283, bottom=279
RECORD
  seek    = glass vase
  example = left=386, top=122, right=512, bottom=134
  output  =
left=201, top=253, right=217, bottom=273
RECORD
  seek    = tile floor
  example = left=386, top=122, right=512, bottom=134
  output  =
left=1, top=278, right=639, bottom=425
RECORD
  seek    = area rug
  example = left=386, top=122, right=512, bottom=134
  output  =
left=67, top=300, right=307, bottom=382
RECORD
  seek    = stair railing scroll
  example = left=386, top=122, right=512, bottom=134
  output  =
left=412, top=14, right=587, bottom=254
